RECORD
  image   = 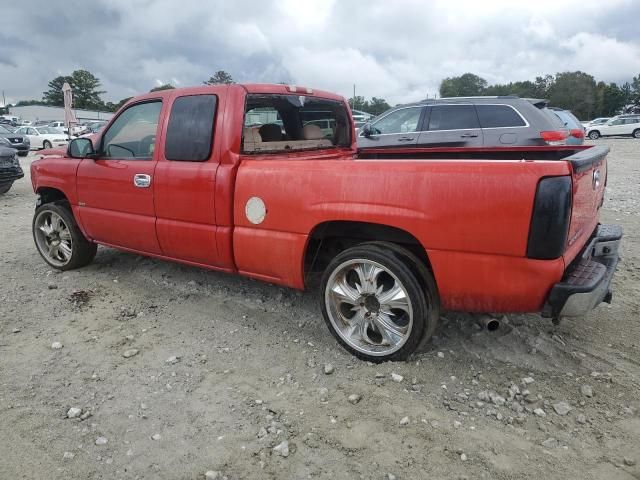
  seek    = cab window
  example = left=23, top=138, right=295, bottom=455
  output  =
left=165, top=95, right=217, bottom=162
left=242, top=94, right=350, bottom=153
left=102, top=101, right=162, bottom=159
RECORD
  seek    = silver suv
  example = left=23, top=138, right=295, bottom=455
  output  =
left=358, top=96, right=568, bottom=148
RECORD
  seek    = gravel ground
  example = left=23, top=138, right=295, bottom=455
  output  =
left=1, top=140, right=639, bottom=480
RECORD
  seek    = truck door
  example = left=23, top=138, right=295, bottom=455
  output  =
left=153, top=93, right=222, bottom=266
left=76, top=100, right=163, bottom=253
left=417, top=104, right=483, bottom=147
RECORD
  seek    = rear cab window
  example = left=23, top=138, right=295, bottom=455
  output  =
left=242, top=94, right=351, bottom=153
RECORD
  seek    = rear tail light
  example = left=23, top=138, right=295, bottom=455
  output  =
left=540, top=130, right=569, bottom=145
left=569, top=128, right=584, bottom=139
left=527, top=176, right=572, bottom=259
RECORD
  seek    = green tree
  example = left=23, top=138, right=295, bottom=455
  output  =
left=547, top=71, right=596, bottom=120
left=594, top=82, right=625, bottom=117
left=42, top=69, right=106, bottom=109
left=203, top=70, right=234, bottom=85
left=348, top=96, right=369, bottom=111
left=150, top=83, right=175, bottom=92
left=631, top=74, right=640, bottom=104
left=533, top=75, right=555, bottom=98
left=485, top=80, right=538, bottom=97
left=105, top=97, right=133, bottom=112
left=348, top=96, right=391, bottom=115
left=15, top=99, right=48, bottom=107
left=42, top=75, right=73, bottom=106
left=620, top=82, right=632, bottom=106
left=439, top=73, right=488, bottom=97
left=368, top=97, right=391, bottom=116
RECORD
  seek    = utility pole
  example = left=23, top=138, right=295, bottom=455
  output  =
left=352, top=84, right=356, bottom=109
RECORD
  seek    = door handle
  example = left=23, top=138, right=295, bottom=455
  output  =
left=133, top=174, right=152, bottom=188
left=460, top=133, right=478, bottom=138
left=397, top=137, right=415, bottom=142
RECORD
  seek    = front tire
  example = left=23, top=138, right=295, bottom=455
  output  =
left=588, top=130, right=600, bottom=140
left=32, top=201, right=97, bottom=270
left=42, top=140, right=52, bottom=149
left=633, top=129, right=640, bottom=139
left=320, top=243, right=439, bottom=362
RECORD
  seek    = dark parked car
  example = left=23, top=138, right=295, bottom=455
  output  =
left=0, top=141, right=24, bottom=194
left=0, top=124, right=30, bottom=156
left=357, top=96, right=569, bottom=148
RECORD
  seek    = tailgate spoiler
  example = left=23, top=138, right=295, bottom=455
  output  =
left=565, top=145, right=609, bottom=173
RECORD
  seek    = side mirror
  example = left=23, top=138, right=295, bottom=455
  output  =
left=68, top=138, right=97, bottom=159
left=361, top=123, right=372, bottom=138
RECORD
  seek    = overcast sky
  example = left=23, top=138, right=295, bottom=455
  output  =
left=1, top=0, right=639, bottom=106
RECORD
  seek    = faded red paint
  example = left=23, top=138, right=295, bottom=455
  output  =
left=30, top=84, right=605, bottom=315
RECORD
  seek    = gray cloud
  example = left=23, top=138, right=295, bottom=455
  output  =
left=1, top=0, right=639, bottom=106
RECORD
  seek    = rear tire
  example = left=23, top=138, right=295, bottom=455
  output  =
left=633, top=129, right=640, bottom=139
left=42, top=140, right=52, bottom=149
left=588, top=130, right=600, bottom=140
left=320, top=243, right=439, bottom=362
left=32, top=201, right=97, bottom=270
left=18, top=151, right=28, bottom=156
left=0, top=182, right=13, bottom=194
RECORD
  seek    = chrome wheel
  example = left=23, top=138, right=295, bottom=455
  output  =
left=34, top=210, right=73, bottom=267
left=325, top=258, right=413, bottom=356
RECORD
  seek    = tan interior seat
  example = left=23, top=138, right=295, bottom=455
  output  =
left=302, top=124, right=323, bottom=140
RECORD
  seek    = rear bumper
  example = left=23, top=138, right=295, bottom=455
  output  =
left=542, top=224, right=622, bottom=318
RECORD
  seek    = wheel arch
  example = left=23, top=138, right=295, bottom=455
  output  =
left=303, top=220, right=433, bottom=287
left=36, top=186, right=69, bottom=206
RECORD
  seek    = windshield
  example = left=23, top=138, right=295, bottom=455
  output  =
left=242, top=94, right=351, bottom=153
left=0, top=125, right=11, bottom=134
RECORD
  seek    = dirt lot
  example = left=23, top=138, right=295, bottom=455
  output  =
left=1, top=140, right=639, bottom=480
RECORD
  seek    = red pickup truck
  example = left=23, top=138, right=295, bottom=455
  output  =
left=30, top=84, right=621, bottom=361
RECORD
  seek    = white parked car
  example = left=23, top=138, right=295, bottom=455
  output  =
left=586, top=115, right=640, bottom=139
left=47, top=121, right=69, bottom=134
left=15, top=126, right=69, bottom=150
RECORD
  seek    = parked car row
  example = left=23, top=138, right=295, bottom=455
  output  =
left=585, top=114, right=640, bottom=139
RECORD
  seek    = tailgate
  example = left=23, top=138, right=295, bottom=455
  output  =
left=564, top=145, right=609, bottom=263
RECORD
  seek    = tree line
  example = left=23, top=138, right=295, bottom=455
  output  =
left=10, top=68, right=640, bottom=120
left=13, top=70, right=237, bottom=112
left=439, top=72, right=640, bottom=120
